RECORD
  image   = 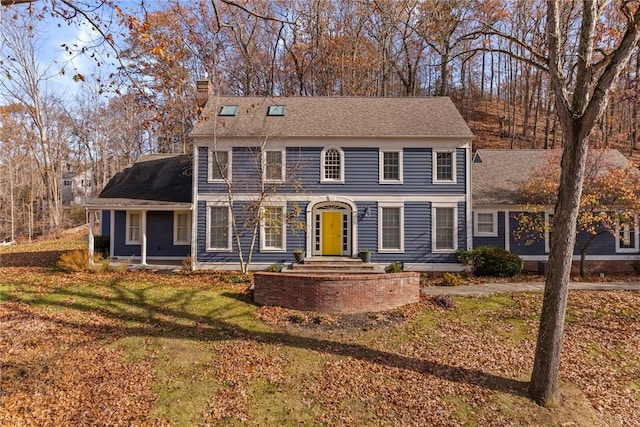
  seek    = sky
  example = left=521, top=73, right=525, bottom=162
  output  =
left=1, top=0, right=143, bottom=101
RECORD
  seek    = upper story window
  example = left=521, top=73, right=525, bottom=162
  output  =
left=379, top=150, right=403, bottom=184
left=208, top=149, right=231, bottom=182
left=474, top=211, right=498, bottom=237
left=433, top=150, right=456, bottom=183
left=263, top=149, right=285, bottom=182
left=321, top=147, right=344, bottom=184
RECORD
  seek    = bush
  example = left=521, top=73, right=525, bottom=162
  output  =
left=456, top=246, right=522, bottom=277
left=441, top=272, right=462, bottom=286
left=385, top=261, right=404, bottom=273
left=57, top=248, right=102, bottom=272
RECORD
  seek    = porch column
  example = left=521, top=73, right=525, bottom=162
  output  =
left=141, top=210, right=148, bottom=266
left=88, top=210, right=95, bottom=267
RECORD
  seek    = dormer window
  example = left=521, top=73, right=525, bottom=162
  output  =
left=219, top=105, right=238, bottom=116
left=267, top=105, right=285, bottom=116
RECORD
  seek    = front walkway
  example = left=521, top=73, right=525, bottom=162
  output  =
left=421, top=281, right=640, bottom=296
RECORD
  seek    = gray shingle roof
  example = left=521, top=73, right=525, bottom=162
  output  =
left=472, top=148, right=634, bottom=206
left=191, top=96, right=474, bottom=139
left=85, top=154, right=192, bottom=209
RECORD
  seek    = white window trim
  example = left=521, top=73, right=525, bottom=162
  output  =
left=474, top=210, right=498, bottom=237
left=379, top=150, right=403, bottom=184
left=378, top=202, right=404, bottom=253
left=262, top=149, right=286, bottom=183
left=615, top=216, right=639, bottom=253
left=544, top=212, right=553, bottom=253
left=206, top=203, right=232, bottom=252
left=126, top=211, right=142, bottom=245
left=260, top=202, right=287, bottom=252
left=173, top=211, right=191, bottom=245
left=208, top=149, right=232, bottom=183
left=432, top=203, right=458, bottom=253
left=433, top=149, right=457, bottom=184
left=320, top=146, right=345, bottom=184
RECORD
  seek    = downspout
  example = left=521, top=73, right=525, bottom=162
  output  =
left=465, top=144, right=473, bottom=251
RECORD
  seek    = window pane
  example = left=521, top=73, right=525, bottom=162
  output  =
left=209, top=206, right=229, bottom=248
left=620, top=223, right=635, bottom=249
left=436, top=152, right=453, bottom=181
left=264, top=206, right=283, bottom=248
left=477, top=213, right=494, bottom=233
left=211, top=151, right=228, bottom=180
left=382, top=207, right=401, bottom=249
left=176, top=213, right=189, bottom=243
left=324, top=149, right=341, bottom=180
left=383, top=152, right=399, bottom=180
left=129, top=213, right=140, bottom=242
left=435, top=207, right=454, bottom=250
left=265, top=151, right=283, bottom=181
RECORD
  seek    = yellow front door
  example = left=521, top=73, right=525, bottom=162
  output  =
left=322, top=212, right=342, bottom=255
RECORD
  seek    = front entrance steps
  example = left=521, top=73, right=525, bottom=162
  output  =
left=282, top=256, right=386, bottom=274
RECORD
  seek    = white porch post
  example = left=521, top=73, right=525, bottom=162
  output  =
left=88, top=210, right=95, bottom=267
left=141, top=210, right=148, bottom=266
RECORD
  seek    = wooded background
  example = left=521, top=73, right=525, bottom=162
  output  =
left=1, top=0, right=638, bottom=239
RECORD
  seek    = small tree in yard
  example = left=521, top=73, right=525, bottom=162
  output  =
left=515, top=149, right=640, bottom=278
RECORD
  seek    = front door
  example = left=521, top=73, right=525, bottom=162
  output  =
left=322, top=211, right=342, bottom=255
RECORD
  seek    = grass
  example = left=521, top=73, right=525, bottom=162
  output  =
left=1, top=237, right=639, bottom=425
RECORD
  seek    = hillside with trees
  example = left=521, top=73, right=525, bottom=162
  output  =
left=1, top=0, right=638, bottom=239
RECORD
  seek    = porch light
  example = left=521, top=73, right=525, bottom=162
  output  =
left=364, top=207, right=370, bottom=217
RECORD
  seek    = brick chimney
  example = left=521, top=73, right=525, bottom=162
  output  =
left=196, top=77, right=212, bottom=111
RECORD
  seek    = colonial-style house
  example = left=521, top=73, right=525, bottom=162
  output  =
left=87, top=96, right=475, bottom=271
left=472, top=149, right=640, bottom=273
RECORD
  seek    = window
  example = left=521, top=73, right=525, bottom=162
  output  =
left=63, top=180, right=72, bottom=186
left=432, top=205, right=457, bottom=252
left=126, top=211, right=141, bottom=245
left=378, top=203, right=404, bottom=252
left=379, top=150, right=403, bottom=183
left=209, top=150, right=230, bottom=182
left=433, top=150, right=456, bottom=183
left=321, top=147, right=344, bottom=183
left=174, top=211, right=191, bottom=245
left=219, top=105, right=237, bottom=116
left=616, top=217, right=638, bottom=253
left=263, top=150, right=285, bottom=182
left=267, top=105, right=285, bottom=116
left=260, top=204, right=286, bottom=252
left=474, top=211, right=497, bottom=237
left=207, top=205, right=231, bottom=251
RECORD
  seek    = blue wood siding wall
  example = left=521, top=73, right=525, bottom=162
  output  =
left=507, top=211, right=624, bottom=256
left=196, top=200, right=466, bottom=265
left=197, top=146, right=467, bottom=195
left=112, top=211, right=189, bottom=258
left=100, top=210, right=111, bottom=236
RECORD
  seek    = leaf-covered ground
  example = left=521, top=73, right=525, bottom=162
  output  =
left=1, top=265, right=638, bottom=426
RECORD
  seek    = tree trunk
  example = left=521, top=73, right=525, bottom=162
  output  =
left=529, top=129, right=588, bottom=406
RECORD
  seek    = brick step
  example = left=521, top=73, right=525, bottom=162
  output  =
left=281, top=266, right=386, bottom=275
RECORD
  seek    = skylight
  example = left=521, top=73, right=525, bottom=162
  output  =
left=219, top=105, right=238, bottom=116
left=267, top=105, right=285, bottom=116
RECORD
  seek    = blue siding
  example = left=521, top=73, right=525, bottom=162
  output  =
left=509, top=212, right=546, bottom=255
left=100, top=210, right=111, bottom=236
left=112, top=211, right=189, bottom=259
left=196, top=200, right=466, bottom=266
left=198, top=146, right=467, bottom=195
